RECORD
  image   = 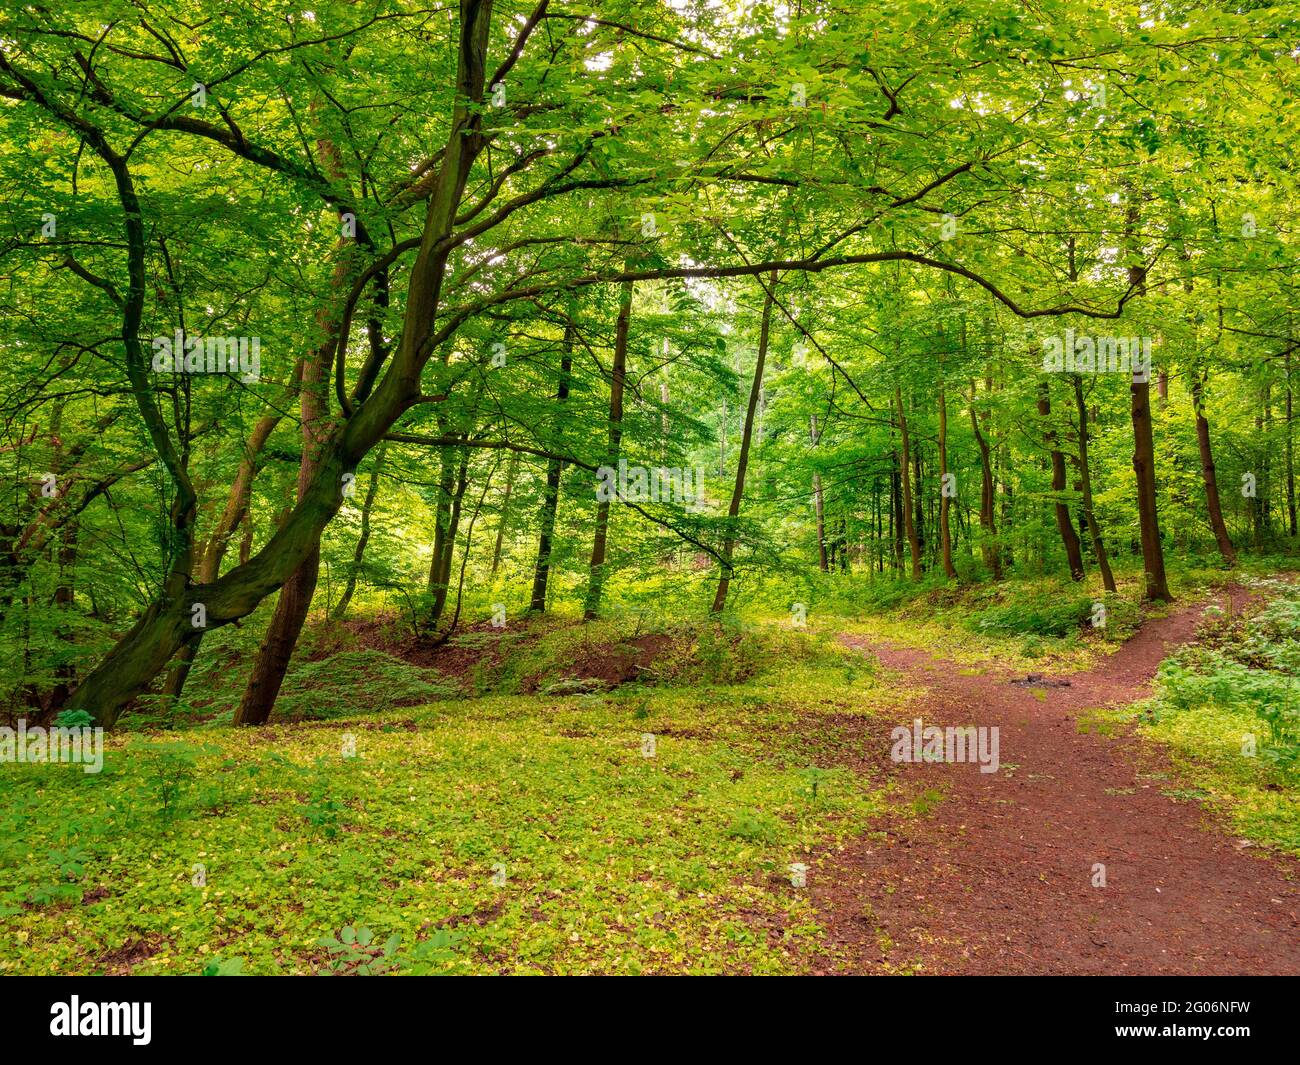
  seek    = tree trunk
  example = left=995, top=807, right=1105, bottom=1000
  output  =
left=968, top=379, right=1001, bottom=579
left=233, top=85, right=374, bottom=726
left=490, top=449, right=521, bottom=576
left=1132, top=374, right=1171, bottom=600
left=45, top=520, right=79, bottom=712
left=891, top=452, right=903, bottom=573
left=529, top=323, right=574, bottom=613
left=711, top=272, right=776, bottom=614
left=913, top=446, right=926, bottom=568
left=1072, top=375, right=1116, bottom=592
left=432, top=457, right=498, bottom=645
left=427, top=444, right=456, bottom=597
left=584, top=279, right=632, bottom=619
left=811, top=414, right=828, bottom=571
left=234, top=344, right=331, bottom=726
left=938, top=382, right=956, bottom=579
left=812, top=472, right=829, bottom=572
left=163, top=411, right=282, bottom=700
left=895, top=386, right=922, bottom=580
left=1190, top=370, right=1237, bottom=566
left=1124, top=187, right=1171, bottom=601
left=429, top=447, right=470, bottom=627
left=1288, top=348, right=1296, bottom=536
left=332, top=443, right=386, bottom=620
left=1038, top=380, right=1085, bottom=581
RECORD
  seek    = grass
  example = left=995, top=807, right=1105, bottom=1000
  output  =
left=0, top=623, right=906, bottom=976
left=1118, top=573, right=1300, bottom=855
left=7, top=557, right=1299, bottom=974
left=815, top=557, right=1296, bottom=672
left=1120, top=695, right=1300, bottom=855
left=826, top=574, right=1146, bottom=672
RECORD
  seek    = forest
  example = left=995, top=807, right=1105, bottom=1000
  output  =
left=1, top=0, right=1298, bottom=984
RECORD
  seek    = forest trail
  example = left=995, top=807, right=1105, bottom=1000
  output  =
left=814, top=586, right=1300, bottom=975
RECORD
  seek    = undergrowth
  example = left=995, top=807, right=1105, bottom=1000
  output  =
left=1136, top=576, right=1300, bottom=853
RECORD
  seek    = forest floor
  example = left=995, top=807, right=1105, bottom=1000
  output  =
left=812, top=585, right=1300, bottom=975
left=6, top=571, right=1299, bottom=975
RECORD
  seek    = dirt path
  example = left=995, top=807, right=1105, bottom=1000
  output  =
left=812, top=587, right=1300, bottom=975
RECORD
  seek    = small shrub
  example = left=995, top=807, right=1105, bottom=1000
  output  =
left=201, top=957, right=246, bottom=976
left=726, top=809, right=781, bottom=843
left=316, top=925, right=402, bottom=976
left=128, top=739, right=214, bottom=822
left=973, top=594, right=1094, bottom=638
left=315, top=925, right=462, bottom=976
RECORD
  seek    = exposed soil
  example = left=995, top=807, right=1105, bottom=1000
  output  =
left=327, top=615, right=516, bottom=676
left=536, top=632, right=674, bottom=692
left=810, top=586, right=1300, bottom=975
left=95, top=936, right=165, bottom=976
left=335, top=614, right=676, bottom=692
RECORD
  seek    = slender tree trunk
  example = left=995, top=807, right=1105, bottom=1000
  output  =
left=895, top=386, right=922, bottom=580
left=968, top=379, right=1001, bottom=579
left=45, top=520, right=79, bottom=712
left=490, top=450, right=521, bottom=576
left=332, top=443, right=386, bottom=620
left=812, top=473, right=829, bottom=572
left=938, top=383, right=956, bottom=579
left=1191, top=370, right=1237, bottom=565
left=234, top=345, right=331, bottom=725
left=1255, top=384, right=1272, bottom=546
left=711, top=272, right=776, bottom=614
left=429, top=447, right=470, bottom=627
left=1124, top=188, right=1171, bottom=601
left=1072, top=375, right=1116, bottom=592
left=584, top=279, right=632, bottom=619
left=1289, top=349, right=1297, bottom=536
left=811, top=414, right=829, bottom=571
left=427, top=440, right=457, bottom=600
left=890, top=454, right=902, bottom=573
left=913, top=446, right=926, bottom=568
left=1001, top=472, right=1014, bottom=571
left=718, top=397, right=727, bottom=475
left=1038, top=380, right=1085, bottom=581
left=1132, top=373, right=1171, bottom=600
left=873, top=480, right=882, bottom=574
left=529, top=323, right=574, bottom=613
left=1252, top=397, right=1264, bottom=547
left=432, top=457, right=498, bottom=646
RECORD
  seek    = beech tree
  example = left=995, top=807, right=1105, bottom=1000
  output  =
left=0, top=0, right=1292, bottom=725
